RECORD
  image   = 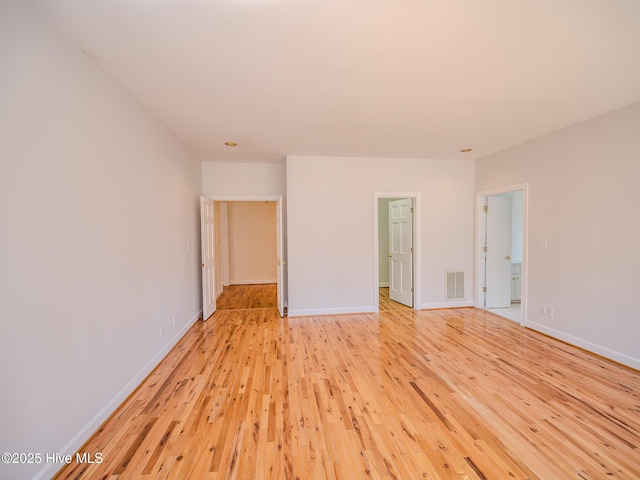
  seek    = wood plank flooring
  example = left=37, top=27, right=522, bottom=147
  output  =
left=54, top=307, right=640, bottom=479
left=215, top=284, right=277, bottom=310
left=378, top=287, right=413, bottom=312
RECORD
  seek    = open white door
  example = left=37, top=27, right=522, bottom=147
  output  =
left=484, top=195, right=512, bottom=308
left=200, top=197, right=216, bottom=320
left=276, top=198, right=284, bottom=317
left=389, top=198, right=413, bottom=307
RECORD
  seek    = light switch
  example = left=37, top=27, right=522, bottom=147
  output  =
left=537, top=237, right=548, bottom=248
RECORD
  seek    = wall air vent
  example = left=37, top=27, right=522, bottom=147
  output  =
left=446, top=271, right=465, bottom=300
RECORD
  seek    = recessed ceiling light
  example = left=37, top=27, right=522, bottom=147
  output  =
left=224, top=141, right=237, bottom=147
left=460, top=148, right=473, bottom=153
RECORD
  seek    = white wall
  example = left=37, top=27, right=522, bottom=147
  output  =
left=228, top=201, right=277, bottom=284
left=0, top=3, right=202, bottom=479
left=202, top=161, right=286, bottom=196
left=476, top=101, right=640, bottom=369
left=287, top=155, right=475, bottom=315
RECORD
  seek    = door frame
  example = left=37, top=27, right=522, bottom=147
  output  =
left=373, top=192, right=421, bottom=312
left=475, top=183, right=528, bottom=326
left=206, top=194, right=286, bottom=317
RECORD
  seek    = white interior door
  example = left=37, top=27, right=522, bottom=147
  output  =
left=200, top=197, right=216, bottom=320
left=389, top=198, right=413, bottom=307
left=484, top=195, right=512, bottom=308
left=276, top=199, right=284, bottom=317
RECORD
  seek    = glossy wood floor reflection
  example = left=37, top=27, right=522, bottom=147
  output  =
left=378, top=287, right=413, bottom=312
left=215, top=283, right=277, bottom=310
left=55, top=308, right=640, bottom=479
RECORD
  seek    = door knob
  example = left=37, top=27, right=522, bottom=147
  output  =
left=201, top=263, right=205, bottom=267
left=505, top=256, right=511, bottom=260
left=388, top=254, right=392, bottom=258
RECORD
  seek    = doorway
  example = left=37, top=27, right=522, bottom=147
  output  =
left=216, top=201, right=277, bottom=310
left=200, top=195, right=285, bottom=318
left=475, top=184, right=527, bottom=325
left=373, top=193, right=421, bottom=312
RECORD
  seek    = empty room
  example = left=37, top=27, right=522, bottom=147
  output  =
left=1, top=1, right=639, bottom=479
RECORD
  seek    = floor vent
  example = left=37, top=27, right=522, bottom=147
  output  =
left=446, top=271, right=465, bottom=300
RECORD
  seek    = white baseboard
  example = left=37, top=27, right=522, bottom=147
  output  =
left=379, top=282, right=389, bottom=288
left=525, top=320, right=640, bottom=371
left=288, top=306, right=374, bottom=317
left=420, top=301, right=474, bottom=310
left=229, top=279, right=276, bottom=285
left=33, top=309, right=202, bottom=480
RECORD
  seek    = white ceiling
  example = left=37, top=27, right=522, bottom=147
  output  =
left=29, top=0, right=640, bottom=163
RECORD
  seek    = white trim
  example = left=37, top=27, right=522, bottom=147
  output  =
left=526, top=321, right=640, bottom=371
left=475, top=183, right=529, bottom=327
left=379, top=282, right=390, bottom=288
left=373, top=192, right=421, bottom=312
left=207, top=194, right=282, bottom=202
left=288, top=306, right=374, bottom=317
left=229, top=279, right=277, bottom=285
left=32, top=309, right=202, bottom=480
left=421, top=301, right=474, bottom=310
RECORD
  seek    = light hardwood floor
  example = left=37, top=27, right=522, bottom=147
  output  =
left=215, top=284, right=277, bottom=310
left=378, top=287, right=413, bottom=312
left=54, top=307, right=640, bottom=479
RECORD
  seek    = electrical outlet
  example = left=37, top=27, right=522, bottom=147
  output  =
left=160, top=326, right=165, bottom=336
left=540, top=305, right=547, bottom=315
left=546, top=306, right=554, bottom=317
